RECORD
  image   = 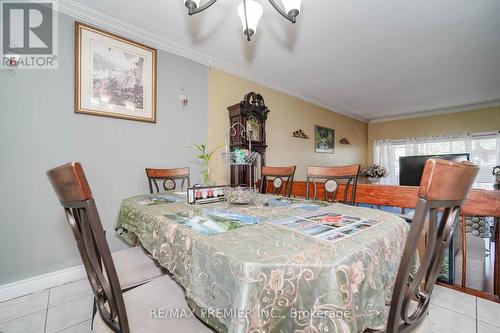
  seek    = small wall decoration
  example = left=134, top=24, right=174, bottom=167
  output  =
left=292, top=129, right=309, bottom=139
left=179, top=86, right=188, bottom=110
left=75, top=22, right=157, bottom=123
left=315, top=125, right=335, bottom=153
left=340, top=137, right=351, bottom=145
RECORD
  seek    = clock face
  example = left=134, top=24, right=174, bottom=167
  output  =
left=246, top=116, right=261, bottom=141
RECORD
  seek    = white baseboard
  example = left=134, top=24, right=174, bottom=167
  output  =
left=0, top=265, right=86, bottom=303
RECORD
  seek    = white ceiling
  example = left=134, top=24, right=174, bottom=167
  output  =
left=72, top=0, right=500, bottom=121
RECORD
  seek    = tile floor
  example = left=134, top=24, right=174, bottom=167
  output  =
left=0, top=279, right=499, bottom=333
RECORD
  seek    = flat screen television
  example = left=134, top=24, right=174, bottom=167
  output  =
left=399, top=153, right=470, bottom=186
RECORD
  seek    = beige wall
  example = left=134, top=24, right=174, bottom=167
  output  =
left=367, top=106, right=500, bottom=162
left=208, top=68, right=368, bottom=184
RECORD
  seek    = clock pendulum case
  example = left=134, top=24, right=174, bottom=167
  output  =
left=227, top=92, right=269, bottom=187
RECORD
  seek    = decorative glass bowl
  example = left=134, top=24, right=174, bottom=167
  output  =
left=223, top=187, right=259, bottom=205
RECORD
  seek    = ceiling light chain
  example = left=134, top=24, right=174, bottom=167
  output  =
left=183, top=0, right=301, bottom=41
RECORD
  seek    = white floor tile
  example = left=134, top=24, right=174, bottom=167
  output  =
left=45, top=295, right=93, bottom=333
left=49, top=279, right=92, bottom=308
left=477, top=298, right=500, bottom=328
left=411, top=316, right=433, bottom=333
left=478, top=321, right=500, bottom=333
left=426, top=304, right=477, bottom=333
left=430, top=285, right=476, bottom=318
left=0, top=290, right=49, bottom=324
left=0, top=310, right=47, bottom=333
left=56, top=320, right=92, bottom=333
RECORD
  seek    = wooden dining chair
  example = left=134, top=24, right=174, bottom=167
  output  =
left=47, top=163, right=164, bottom=291
left=145, top=167, right=190, bottom=193
left=366, top=159, right=479, bottom=333
left=260, top=165, right=296, bottom=197
left=306, top=165, right=360, bottom=205
left=47, top=162, right=210, bottom=333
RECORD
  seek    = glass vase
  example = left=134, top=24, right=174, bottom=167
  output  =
left=203, top=164, right=210, bottom=185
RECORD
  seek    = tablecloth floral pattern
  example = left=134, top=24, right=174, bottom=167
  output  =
left=116, top=193, right=410, bottom=333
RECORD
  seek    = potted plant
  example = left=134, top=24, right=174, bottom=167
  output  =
left=361, top=164, right=389, bottom=183
left=189, top=142, right=221, bottom=185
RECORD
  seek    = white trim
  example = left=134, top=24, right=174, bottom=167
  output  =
left=58, top=0, right=212, bottom=65
left=0, top=265, right=85, bottom=303
left=209, top=59, right=368, bottom=122
left=54, top=1, right=500, bottom=124
left=55, top=0, right=368, bottom=123
left=369, top=100, right=500, bottom=123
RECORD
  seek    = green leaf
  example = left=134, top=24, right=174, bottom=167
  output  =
left=189, top=140, right=223, bottom=164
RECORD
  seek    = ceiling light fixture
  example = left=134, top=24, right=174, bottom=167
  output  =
left=183, top=0, right=301, bottom=41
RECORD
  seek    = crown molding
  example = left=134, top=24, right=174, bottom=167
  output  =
left=369, top=100, right=500, bottom=124
left=56, top=0, right=368, bottom=123
left=209, top=58, right=368, bottom=122
left=58, top=0, right=213, bottom=65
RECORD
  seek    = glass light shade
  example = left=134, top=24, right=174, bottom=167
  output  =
left=281, top=0, right=301, bottom=14
left=238, top=0, right=263, bottom=34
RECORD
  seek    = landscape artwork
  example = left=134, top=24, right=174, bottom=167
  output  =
left=315, top=125, right=335, bottom=153
left=76, top=22, right=157, bottom=123
left=91, top=42, right=145, bottom=111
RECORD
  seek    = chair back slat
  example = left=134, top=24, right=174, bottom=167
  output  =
left=418, top=160, right=479, bottom=201
left=145, top=167, right=190, bottom=193
left=47, top=162, right=129, bottom=333
left=261, top=166, right=296, bottom=197
left=307, top=165, right=360, bottom=178
left=386, top=159, right=479, bottom=333
left=47, top=162, right=92, bottom=202
left=306, top=164, right=360, bottom=205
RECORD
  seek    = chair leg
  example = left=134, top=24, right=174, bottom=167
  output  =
left=89, top=280, right=148, bottom=329
left=91, top=298, right=97, bottom=329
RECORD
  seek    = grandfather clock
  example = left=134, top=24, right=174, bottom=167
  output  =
left=228, top=92, right=269, bottom=186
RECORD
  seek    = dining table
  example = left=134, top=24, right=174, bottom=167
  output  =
left=115, top=191, right=412, bottom=333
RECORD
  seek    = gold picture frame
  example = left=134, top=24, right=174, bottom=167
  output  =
left=75, top=22, right=157, bottom=123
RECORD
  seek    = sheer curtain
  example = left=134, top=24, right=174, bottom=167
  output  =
left=372, top=132, right=499, bottom=188
left=404, top=133, right=472, bottom=157
left=373, top=139, right=397, bottom=184
left=374, top=134, right=471, bottom=185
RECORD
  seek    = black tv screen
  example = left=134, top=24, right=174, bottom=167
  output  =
left=399, top=153, right=470, bottom=186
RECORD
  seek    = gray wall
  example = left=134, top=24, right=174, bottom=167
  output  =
left=0, top=14, right=209, bottom=284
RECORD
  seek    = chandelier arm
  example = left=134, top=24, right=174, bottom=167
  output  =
left=243, top=0, right=251, bottom=41
left=268, top=0, right=296, bottom=23
left=186, top=0, right=218, bottom=15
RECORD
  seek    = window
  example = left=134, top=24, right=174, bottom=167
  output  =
left=374, top=132, right=500, bottom=189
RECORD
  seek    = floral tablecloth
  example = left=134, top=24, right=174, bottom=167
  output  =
left=116, top=192, right=410, bottom=333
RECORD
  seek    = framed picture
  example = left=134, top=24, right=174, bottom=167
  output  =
left=315, top=125, right=335, bottom=153
left=75, top=22, right=157, bottom=123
